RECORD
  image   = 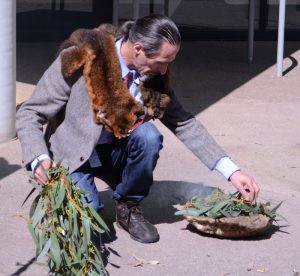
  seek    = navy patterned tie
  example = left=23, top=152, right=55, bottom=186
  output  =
left=123, top=72, right=133, bottom=88
left=123, top=71, right=145, bottom=130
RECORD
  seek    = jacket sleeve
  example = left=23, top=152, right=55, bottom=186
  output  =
left=160, top=91, right=227, bottom=170
left=16, top=56, right=72, bottom=168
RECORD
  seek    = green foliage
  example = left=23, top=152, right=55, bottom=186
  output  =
left=24, top=165, right=109, bottom=275
left=175, top=188, right=283, bottom=220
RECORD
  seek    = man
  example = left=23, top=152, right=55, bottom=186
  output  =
left=16, top=14, right=259, bottom=244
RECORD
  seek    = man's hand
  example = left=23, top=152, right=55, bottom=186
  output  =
left=34, top=159, right=56, bottom=185
left=229, top=170, right=260, bottom=202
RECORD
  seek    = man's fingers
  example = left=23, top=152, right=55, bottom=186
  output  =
left=230, top=171, right=260, bottom=202
left=243, top=176, right=260, bottom=201
left=243, top=178, right=260, bottom=202
left=251, top=179, right=260, bottom=200
left=34, top=159, right=54, bottom=186
left=35, top=173, right=47, bottom=185
left=237, top=185, right=251, bottom=202
left=35, top=167, right=49, bottom=185
left=245, top=179, right=255, bottom=201
left=252, top=179, right=260, bottom=194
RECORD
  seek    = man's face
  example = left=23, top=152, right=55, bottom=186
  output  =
left=133, top=40, right=180, bottom=77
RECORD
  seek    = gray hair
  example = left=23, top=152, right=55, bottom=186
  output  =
left=121, top=14, right=181, bottom=57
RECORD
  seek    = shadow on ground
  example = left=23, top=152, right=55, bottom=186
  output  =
left=99, top=180, right=282, bottom=245
left=98, top=180, right=216, bottom=226
left=0, top=157, right=22, bottom=180
left=10, top=258, right=37, bottom=276
left=171, top=41, right=300, bottom=115
left=17, top=41, right=300, bottom=116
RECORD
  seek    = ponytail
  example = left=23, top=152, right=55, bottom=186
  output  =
left=120, top=20, right=135, bottom=41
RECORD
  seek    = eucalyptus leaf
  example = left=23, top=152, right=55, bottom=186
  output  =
left=175, top=208, right=201, bottom=216
left=228, top=210, right=241, bottom=217
left=72, top=207, right=79, bottom=238
left=78, top=188, right=90, bottom=195
left=29, top=179, right=43, bottom=193
left=52, top=183, right=66, bottom=211
left=38, top=238, right=52, bottom=259
left=220, top=209, right=231, bottom=217
left=207, top=210, right=219, bottom=218
left=88, top=205, right=110, bottom=232
left=27, top=223, right=39, bottom=249
left=82, top=218, right=91, bottom=250
left=196, top=206, right=213, bottom=216
left=211, top=199, right=231, bottom=214
left=63, top=251, right=71, bottom=268
left=271, top=201, right=283, bottom=213
left=91, top=222, right=105, bottom=234
left=50, top=232, right=61, bottom=268
left=29, top=195, right=40, bottom=218
left=31, top=208, right=45, bottom=228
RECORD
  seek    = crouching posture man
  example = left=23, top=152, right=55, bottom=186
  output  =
left=16, top=14, right=259, bottom=244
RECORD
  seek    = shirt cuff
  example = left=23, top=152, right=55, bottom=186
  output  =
left=214, top=157, right=240, bottom=180
left=31, top=154, right=51, bottom=172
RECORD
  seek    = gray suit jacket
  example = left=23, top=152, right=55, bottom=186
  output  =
left=16, top=56, right=227, bottom=173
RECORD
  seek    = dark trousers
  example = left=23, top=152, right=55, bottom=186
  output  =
left=71, top=122, right=163, bottom=211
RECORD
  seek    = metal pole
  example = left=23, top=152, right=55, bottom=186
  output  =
left=276, top=0, right=286, bottom=77
left=51, top=0, right=56, bottom=11
left=150, top=0, right=154, bottom=14
left=133, top=0, right=140, bottom=20
left=60, top=0, right=64, bottom=11
left=113, top=0, right=119, bottom=25
left=0, top=0, right=16, bottom=143
left=248, top=0, right=255, bottom=63
left=164, top=0, right=169, bottom=16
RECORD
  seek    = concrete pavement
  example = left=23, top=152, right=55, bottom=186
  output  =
left=1, top=41, right=300, bottom=275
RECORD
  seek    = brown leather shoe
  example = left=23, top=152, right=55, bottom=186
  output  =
left=115, top=201, right=159, bottom=243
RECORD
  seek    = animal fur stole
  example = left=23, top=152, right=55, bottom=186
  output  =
left=58, top=25, right=171, bottom=138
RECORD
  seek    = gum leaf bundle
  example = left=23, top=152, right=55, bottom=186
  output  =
left=175, top=188, right=282, bottom=219
left=23, top=165, right=109, bottom=275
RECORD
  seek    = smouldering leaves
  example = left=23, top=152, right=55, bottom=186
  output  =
left=175, top=188, right=283, bottom=220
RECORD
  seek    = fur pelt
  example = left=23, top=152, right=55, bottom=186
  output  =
left=139, top=72, right=171, bottom=119
left=58, top=24, right=171, bottom=138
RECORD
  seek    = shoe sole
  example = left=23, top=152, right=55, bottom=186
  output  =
left=116, top=221, right=160, bottom=244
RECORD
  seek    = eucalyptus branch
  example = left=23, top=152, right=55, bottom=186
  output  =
left=24, top=164, right=109, bottom=276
